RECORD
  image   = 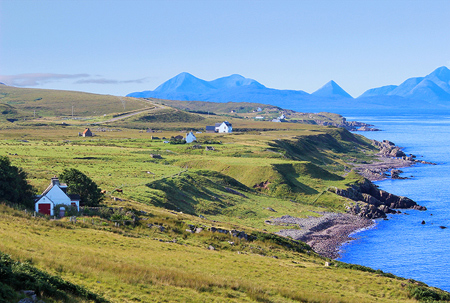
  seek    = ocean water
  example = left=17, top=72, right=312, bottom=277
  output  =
left=336, top=114, right=450, bottom=291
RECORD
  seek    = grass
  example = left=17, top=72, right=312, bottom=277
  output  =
left=0, top=123, right=375, bottom=231
left=0, top=251, right=107, bottom=302
left=0, top=85, right=151, bottom=118
left=0, top=125, right=367, bottom=226
left=0, top=204, right=425, bottom=303
left=0, top=85, right=447, bottom=302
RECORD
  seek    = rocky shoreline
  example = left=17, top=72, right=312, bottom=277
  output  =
left=272, top=139, right=436, bottom=259
left=273, top=213, right=374, bottom=259
left=354, top=139, right=436, bottom=181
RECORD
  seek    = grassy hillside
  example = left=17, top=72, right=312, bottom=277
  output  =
left=149, top=98, right=281, bottom=113
left=0, top=85, right=151, bottom=118
left=150, top=98, right=354, bottom=126
left=2, top=203, right=448, bottom=303
left=0, top=86, right=447, bottom=302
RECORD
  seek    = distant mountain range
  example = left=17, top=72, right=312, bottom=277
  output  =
left=127, top=66, right=450, bottom=115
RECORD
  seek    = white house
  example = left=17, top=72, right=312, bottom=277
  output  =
left=185, top=131, right=197, bottom=143
left=215, top=121, right=232, bottom=133
left=35, top=177, right=80, bottom=216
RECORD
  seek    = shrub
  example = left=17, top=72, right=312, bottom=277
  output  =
left=0, top=156, right=35, bottom=209
left=408, top=285, right=450, bottom=302
left=53, top=204, right=80, bottom=217
left=0, top=282, right=16, bottom=302
left=59, top=168, right=104, bottom=207
left=0, top=252, right=107, bottom=302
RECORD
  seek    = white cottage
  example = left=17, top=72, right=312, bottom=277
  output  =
left=215, top=121, right=232, bottom=133
left=185, top=131, right=197, bottom=143
left=35, top=177, right=80, bottom=216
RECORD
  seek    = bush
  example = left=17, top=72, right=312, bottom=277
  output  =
left=59, top=168, right=104, bottom=207
left=0, top=252, right=107, bottom=302
left=0, top=282, right=16, bottom=302
left=408, top=285, right=450, bottom=302
left=169, top=138, right=186, bottom=144
left=0, top=156, right=35, bottom=209
left=53, top=204, right=80, bottom=217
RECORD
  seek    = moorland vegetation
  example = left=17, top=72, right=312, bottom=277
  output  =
left=0, top=85, right=448, bottom=302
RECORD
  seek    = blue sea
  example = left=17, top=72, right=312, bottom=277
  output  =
left=336, top=114, right=450, bottom=291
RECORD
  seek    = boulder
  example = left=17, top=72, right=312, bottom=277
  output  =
left=413, top=205, right=427, bottom=211
left=389, top=147, right=406, bottom=158
left=391, top=169, right=403, bottom=179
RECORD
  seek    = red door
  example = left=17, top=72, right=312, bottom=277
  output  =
left=38, top=203, right=51, bottom=215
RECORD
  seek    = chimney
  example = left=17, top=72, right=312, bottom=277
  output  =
left=51, top=176, right=60, bottom=186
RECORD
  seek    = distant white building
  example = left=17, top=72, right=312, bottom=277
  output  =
left=185, top=131, right=197, bottom=143
left=215, top=121, right=232, bottom=133
left=35, top=177, right=80, bottom=216
left=272, top=113, right=286, bottom=123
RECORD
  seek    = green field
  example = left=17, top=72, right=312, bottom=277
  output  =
left=0, top=85, right=447, bottom=302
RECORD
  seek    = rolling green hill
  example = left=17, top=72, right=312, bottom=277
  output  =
left=0, top=85, right=151, bottom=117
left=0, top=85, right=446, bottom=302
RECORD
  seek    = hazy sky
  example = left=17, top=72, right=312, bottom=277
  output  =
left=1, top=0, right=449, bottom=97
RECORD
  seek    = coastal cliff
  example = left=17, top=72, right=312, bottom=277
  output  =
left=331, top=178, right=426, bottom=219
left=335, top=139, right=431, bottom=219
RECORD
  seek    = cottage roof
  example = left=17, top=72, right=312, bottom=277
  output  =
left=83, top=128, right=91, bottom=134
left=206, top=126, right=215, bottom=131
left=223, top=121, right=232, bottom=126
left=215, top=123, right=222, bottom=127
left=41, top=177, right=67, bottom=196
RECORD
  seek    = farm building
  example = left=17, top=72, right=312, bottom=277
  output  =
left=82, top=128, right=92, bottom=137
left=205, top=126, right=216, bottom=133
left=35, top=177, right=80, bottom=216
left=186, top=131, right=197, bottom=143
left=216, top=121, right=232, bottom=133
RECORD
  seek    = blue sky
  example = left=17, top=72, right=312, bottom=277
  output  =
left=1, top=0, right=449, bottom=97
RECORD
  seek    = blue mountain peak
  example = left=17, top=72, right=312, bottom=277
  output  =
left=425, top=66, right=450, bottom=93
left=428, top=66, right=450, bottom=80
left=210, top=74, right=265, bottom=89
left=153, top=72, right=215, bottom=94
left=312, top=80, right=353, bottom=98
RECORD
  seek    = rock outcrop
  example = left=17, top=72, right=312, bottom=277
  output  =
left=355, top=140, right=436, bottom=181
left=331, top=178, right=426, bottom=219
left=313, top=118, right=380, bottom=131
left=373, top=140, right=407, bottom=158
